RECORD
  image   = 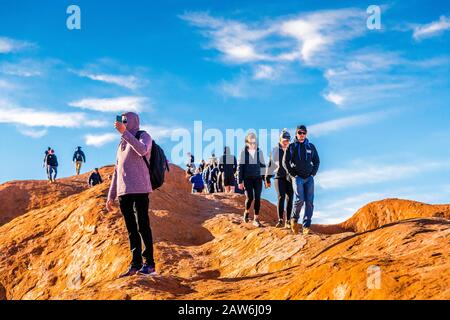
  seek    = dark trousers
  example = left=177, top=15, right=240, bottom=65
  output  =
left=274, top=177, right=294, bottom=221
left=118, top=193, right=155, bottom=268
left=244, top=177, right=263, bottom=215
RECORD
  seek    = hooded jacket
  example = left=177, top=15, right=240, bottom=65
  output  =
left=237, top=147, right=266, bottom=184
left=107, top=112, right=153, bottom=201
left=283, top=138, right=320, bottom=179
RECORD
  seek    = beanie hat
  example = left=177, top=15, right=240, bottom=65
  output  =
left=280, top=129, right=291, bottom=141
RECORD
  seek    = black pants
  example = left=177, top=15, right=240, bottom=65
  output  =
left=274, top=177, right=294, bottom=220
left=119, top=193, right=155, bottom=268
left=244, top=177, right=263, bottom=215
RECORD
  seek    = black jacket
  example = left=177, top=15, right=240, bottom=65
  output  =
left=219, top=154, right=237, bottom=177
left=237, top=147, right=266, bottom=184
left=88, top=172, right=103, bottom=186
left=46, top=154, right=58, bottom=167
left=283, top=139, right=320, bottom=179
left=73, top=150, right=86, bottom=162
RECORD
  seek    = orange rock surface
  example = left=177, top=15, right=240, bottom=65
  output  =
left=0, top=165, right=448, bottom=300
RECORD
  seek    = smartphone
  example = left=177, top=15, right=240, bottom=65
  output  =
left=116, top=115, right=123, bottom=123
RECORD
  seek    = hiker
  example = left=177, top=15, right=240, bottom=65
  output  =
left=237, top=132, right=266, bottom=227
left=73, top=146, right=86, bottom=175
left=46, top=149, right=58, bottom=183
left=209, top=153, right=218, bottom=166
left=199, top=159, right=206, bottom=173
left=106, top=112, right=156, bottom=277
left=189, top=168, right=205, bottom=193
left=265, top=129, right=294, bottom=229
left=283, top=125, right=320, bottom=236
left=203, top=161, right=218, bottom=193
left=186, top=152, right=196, bottom=175
left=43, top=147, right=51, bottom=177
left=88, top=168, right=103, bottom=187
left=219, top=146, right=237, bottom=193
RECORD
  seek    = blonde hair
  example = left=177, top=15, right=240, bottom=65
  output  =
left=245, top=132, right=258, bottom=147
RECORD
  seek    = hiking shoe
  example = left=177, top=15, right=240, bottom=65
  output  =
left=253, top=219, right=262, bottom=227
left=291, top=219, right=300, bottom=234
left=284, top=220, right=291, bottom=229
left=243, top=211, right=249, bottom=223
left=303, top=227, right=311, bottom=236
left=138, top=264, right=156, bottom=275
left=275, top=219, right=283, bottom=228
left=119, top=266, right=139, bottom=278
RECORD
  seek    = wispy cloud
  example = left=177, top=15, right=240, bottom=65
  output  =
left=253, top=64, right=279, bottom=80
left=317, top=161, right=446, bottom=189
left=0, top=58, right=59, bottom=77
left=413, top=16, right=450, bottom=40
left=0, top=100, right=107, bottom=129
left=309, top=111, right=389, bottom=137
left=18, top=127, right=48, bottom=139
left=84, top=133, right=117, bottom=147
left=141, top=124, right=185, bottom=141
left=69, top=96, right=148, bottom=113
left=0, top=36, right=35, bottom=54
left=73, top=70, right=141, bottom=90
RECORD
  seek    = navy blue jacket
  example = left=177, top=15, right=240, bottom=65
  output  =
left=237, top=147, right=266, bottom=184
left=283, top=139, right=320, bottom=179
left=189, top=173, right=204, bottom=189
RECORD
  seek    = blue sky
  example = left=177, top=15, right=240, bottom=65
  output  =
left=1, top=0, right=450, bottom=223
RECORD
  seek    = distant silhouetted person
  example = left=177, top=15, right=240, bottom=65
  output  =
left=46, top=149, right=58, bottom=183
left=219, top=146, right=237, bottom=193
left=73, top=146, right=86, bottom=175
left=88, top=168, right=103, bottom=187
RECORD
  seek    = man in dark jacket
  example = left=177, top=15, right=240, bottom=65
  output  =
left=46, top=149, right=58, bottom=183
left=88, top=168, right=103, bottom=187
left=73, top=146, right=86, bottom=175
left=283, top=125, right=320, bottom=235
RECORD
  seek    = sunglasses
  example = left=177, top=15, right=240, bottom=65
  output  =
left=297, top=131, right=307, bottom=135
left=248, top=141, right=257, bottom=145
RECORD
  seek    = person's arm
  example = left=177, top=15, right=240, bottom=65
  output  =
left=233, top=156, right=237, bottom=174
left=218, top=156, right=224, bottom=172
left=121, top=131, right=152, bottom=157
left=87, top=174, right=92, bottom=187
left=311, top=144, right=320, bottom=177
left=265, top=149, right=275, bottom=183
left=237, top=150, right=245, bottom=184
left=55, top=156, right=58, bottom=167
left=283, top=144, right=296, bottom=177
left=99, top=174, right=103, bottom=183
left=107, top=167, right=118, bottom=202
left=82, top=151, right=86, bottom=163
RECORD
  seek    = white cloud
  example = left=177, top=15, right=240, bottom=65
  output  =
left=84, top=133, right=117, bottom=147
left=141, top=124, right=185, bottom=141
left=181, top=9, right=366, bottom=65
left=0, top=59, right=43, bottom=77
left=279, top=9, right=366, bottom=64
left=18, top=128, right=48, bottom=138
left=217, top=78, right=248, bottom=98
left=317, top=161, right=446, bottom=189
left=323, top=92, right=345, bottom=106
left=0, top=37, right=34, bottom=54
left=69, top=96, right=148, bottom=113
left=74, top=70, right=141, bottom=90
left=253, top=64, right=279, bottom=80
left=0, top=100, right=107, bottom=128
left=413, top=16, right=450, bottom=40
left=309, top=111, right=388, bottom=137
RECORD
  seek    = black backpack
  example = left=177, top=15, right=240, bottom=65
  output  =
left=136, top=131, right=170, bottom=190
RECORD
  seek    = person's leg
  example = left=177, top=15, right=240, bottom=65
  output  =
left=253, top=177, right=263, bottom=216
left=118, top=194, right=143, bottom=268
left=134, top=194, right=155, bottom=268
left=46, top=165, right=51, bottom=181
left=285, top=178, right=294, bottom=221
left=274, top=178, right=286, bottom=221
left=244, top=178, right=254, bottom=211
left=303, top=176, right=315, bottom=228
left=291, top=177, right=305, bottom=221
left=53, top=166, right=57, bottom=180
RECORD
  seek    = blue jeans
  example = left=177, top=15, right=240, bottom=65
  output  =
left=48, top=166, right=57, bottom=181
left=292, top=176, right=314, bottom=228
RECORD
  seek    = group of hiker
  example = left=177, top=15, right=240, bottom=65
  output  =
left=42, top=146, right=103, bottom=187
left=185, top=148, right=244, bottom=195
left=184, top=125, right=320, bottom=235
left=104, top=110, right=320, bottom=278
